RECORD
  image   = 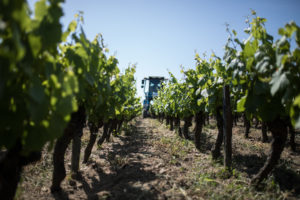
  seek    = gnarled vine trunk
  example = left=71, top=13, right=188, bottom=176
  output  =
left=211, top=106, right=223, bottom=159
left=170, top=117, right=174, bottom=131
left=97, top=121, right=110, bottom=146
left=106, top=119, right=118, bottom=141
left=161, top=113, right=165, bottom=123
left=194, top=111, right=204, bottom=150
left=166, top=115, right=170, bottom=126
left=174, top=116, right=182, bottom=137
left=243, top=113, right=250, bottom=138
left=183, top=116, right=192, bottom=139
left=117, top=120, right=124, bottom=134
left=83, top=121, right=103, bottom=164
left=51, top=105, right=86, bottom=193
left=251, top=118, right=287, bottom=185
left=71, top=126, right=84, bottom=176
left=0, top=141, right=41, bottom=200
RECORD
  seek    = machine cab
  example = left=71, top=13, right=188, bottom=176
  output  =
left=141, top=76, right=166, bottom=117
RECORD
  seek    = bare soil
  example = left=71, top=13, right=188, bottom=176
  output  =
left=17, top=118, right=300, bottom=200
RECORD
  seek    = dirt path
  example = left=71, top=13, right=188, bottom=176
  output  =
left=18, top=118, right=300, bottom=200
left=20, top=118, right=193, bottom=200
left=67, top=118, right=186, bottom=200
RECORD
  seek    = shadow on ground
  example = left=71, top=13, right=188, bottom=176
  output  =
left=76, top=121, right=159, bottom=200
left=233, top=153, right=300, bottom=196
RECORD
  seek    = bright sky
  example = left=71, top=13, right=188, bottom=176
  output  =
left=28, top=0, right=300, bottom=99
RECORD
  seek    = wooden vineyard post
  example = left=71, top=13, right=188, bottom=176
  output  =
left=223, top=84, right=232, bottom=170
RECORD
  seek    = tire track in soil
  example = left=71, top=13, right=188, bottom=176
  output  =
left=59, top=118, right=188, bottom=200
